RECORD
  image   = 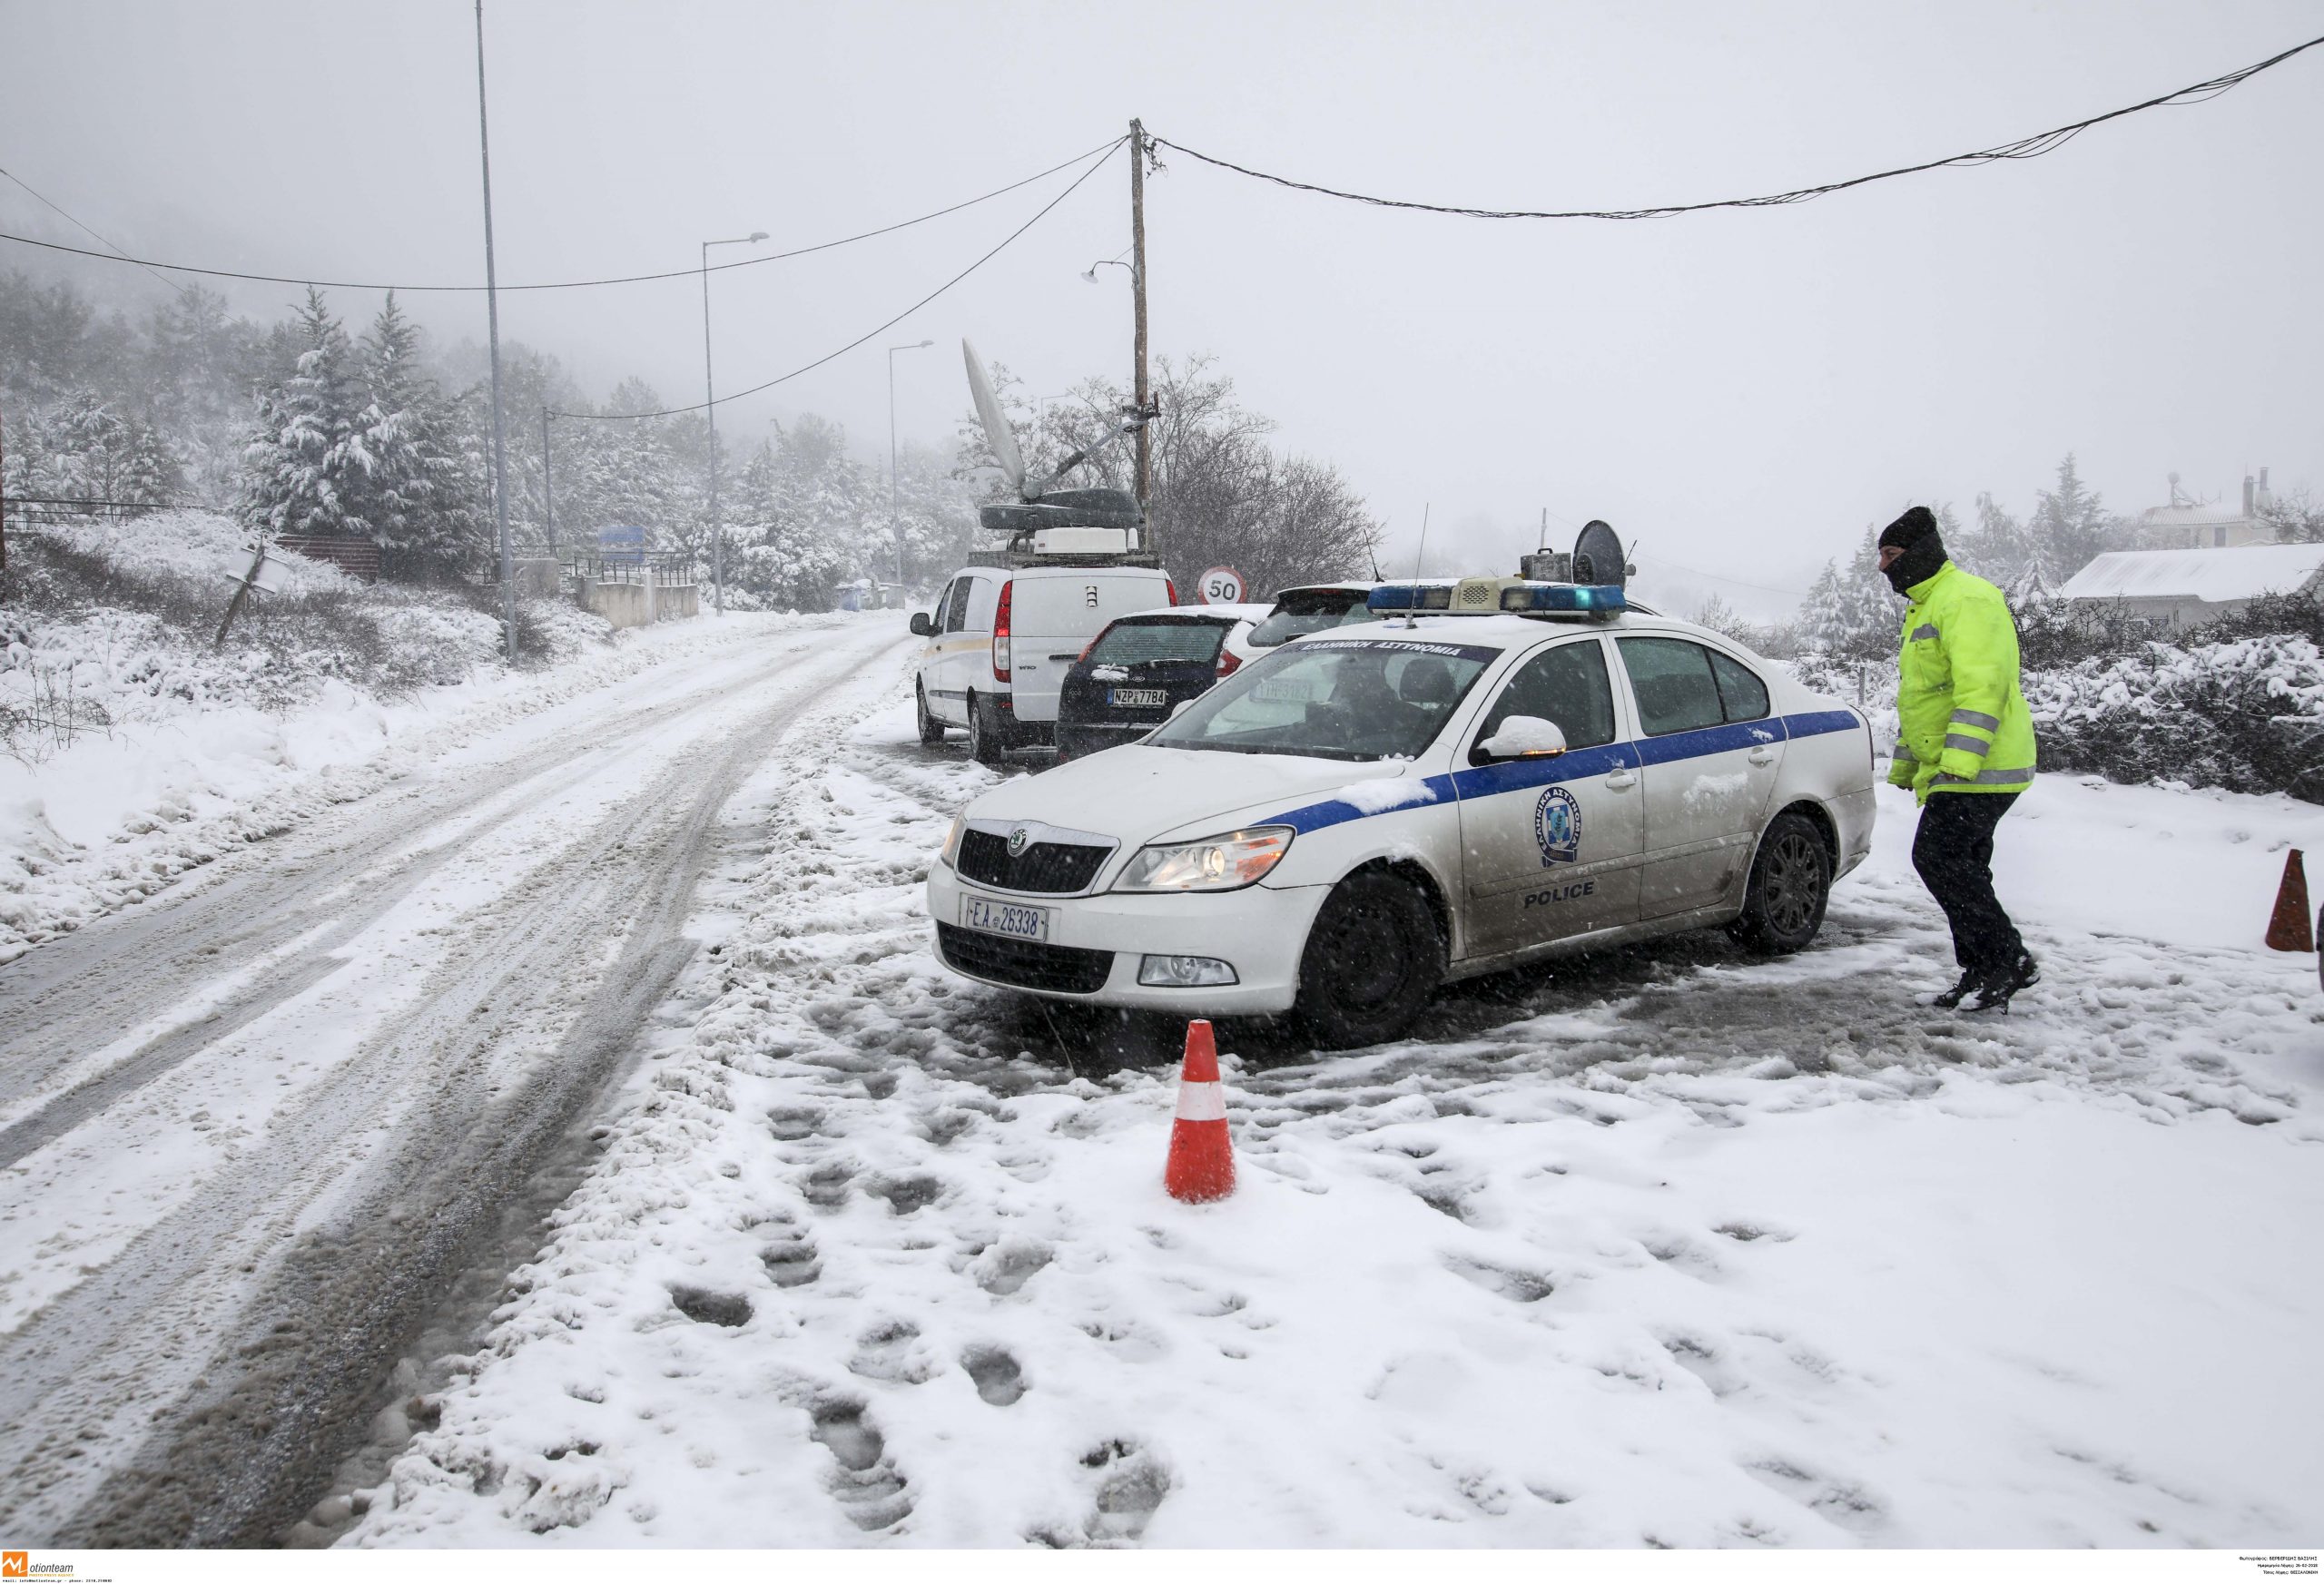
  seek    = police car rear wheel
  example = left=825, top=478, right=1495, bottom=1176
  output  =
left=1732, top=811, right=1830, bottom=954
left=1295, top=871, right=1443, bottom=1049
left=916, top=683, right=946, bottom=747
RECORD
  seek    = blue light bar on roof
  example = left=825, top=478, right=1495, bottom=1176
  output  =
left=1365, top=585, right=1453, bottom=612
left=1503, top=583, right=1625, bottom=614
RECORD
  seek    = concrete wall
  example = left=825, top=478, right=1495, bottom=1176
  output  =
left=588, top=581, right=699, bottom=629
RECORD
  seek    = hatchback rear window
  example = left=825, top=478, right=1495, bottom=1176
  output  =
left=1089, top=619, right=1229, bottom=666
left=1248, top=590, right=1382, bottom=646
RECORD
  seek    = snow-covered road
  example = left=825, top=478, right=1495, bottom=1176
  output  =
left=0, top=612, right=913, bottom=1543
left=3, top=615, right=2317, bottom=1551
left=320, top=664, right=2319, bottom=1551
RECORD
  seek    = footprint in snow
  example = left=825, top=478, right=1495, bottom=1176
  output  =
left=761, top=1230, right=821, bottom=1289
left=1028, top=1439, right=1173, bottom=1547
left=668, top=1285, right=753, bottom=1328
left=848, top=1319, right=938, bottom=1384
left=808, top=1399, right=913, bottom=1532
left=960, top=1344, right=1027, bottom=1406
left=968, top=1237, right=1052, bottom=1296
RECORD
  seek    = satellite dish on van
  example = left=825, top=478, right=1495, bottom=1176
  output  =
left=961, top=337, right=1158, bottom=507
left=962, top=339, right=1028, bottom=497
left=1572, top=519, right=1628, bottom=588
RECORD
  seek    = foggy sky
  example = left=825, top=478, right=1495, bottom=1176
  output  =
left=3, top=0, right=2319, bottom=615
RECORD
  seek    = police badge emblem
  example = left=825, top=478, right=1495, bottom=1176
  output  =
left=1534, top=786, right=1581, bottom=866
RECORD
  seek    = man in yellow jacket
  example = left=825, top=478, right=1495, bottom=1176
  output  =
left=1879, top=507, right=2040, bottom=1012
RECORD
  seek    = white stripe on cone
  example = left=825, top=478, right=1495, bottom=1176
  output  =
left=1175, top=1081, right=1227, bottom=1123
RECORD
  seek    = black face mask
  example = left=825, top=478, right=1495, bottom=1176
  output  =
left=1882, top=534, right=1946, bottom=595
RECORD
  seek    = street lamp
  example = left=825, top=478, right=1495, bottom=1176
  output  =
left=888, top=338, right=934, bottom=595
left=1080, top=254, right=1136, bottom=286
left=701, top=229, right=766, bottom=615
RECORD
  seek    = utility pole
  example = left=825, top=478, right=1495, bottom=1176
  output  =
left=540, top=407, right=555, bottom=556
left=887, top=339, right=932, bottom=600
left=1129, top=118, right=1154, bottom=552
left=701, top=231, right=767, bottom=617
left=473, top=0, right=516, bottom=663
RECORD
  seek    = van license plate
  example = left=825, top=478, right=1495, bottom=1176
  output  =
left=960, top=895, right=1051, bottom=942
left=1109, top=687, right=1167, bottom=708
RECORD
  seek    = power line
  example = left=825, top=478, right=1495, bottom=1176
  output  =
left=1151, top=33, right=2324, bottom=221
left=556, top=138, right=1126, bottom=421
left=0, top=136, right=1125, bottom=294
left=0, top=161, right=189, bottom=299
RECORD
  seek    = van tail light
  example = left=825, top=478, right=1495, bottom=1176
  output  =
left=1165, top=579, right=1177, bottom=606
left=991, top=579, right=1013, bottom=682
left=1216, top=647, right=1242, bottom=678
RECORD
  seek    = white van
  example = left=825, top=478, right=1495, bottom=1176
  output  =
left=912, top=561, right=1177, bottom=762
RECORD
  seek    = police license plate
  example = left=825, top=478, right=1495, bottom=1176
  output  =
left=1253, top=678, right=1318, bottom=703
left=960, top=894, right=1051, bottom=942
left=1108, top=686, right=1168, bottom=708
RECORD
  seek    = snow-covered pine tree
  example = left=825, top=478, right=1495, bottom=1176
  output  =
left=354, top=291, right=486, bottom=574
left=239, top=288, right=366, bottom=539
left=2029, top=453, right=2110, bottom=585
left=1798, top=525, right=1896, bottom=659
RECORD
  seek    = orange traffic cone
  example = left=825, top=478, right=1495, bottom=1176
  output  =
left=2264, top=850, right=2314, bottom=952
left=1164, top=1020, right=1236, bottom=1205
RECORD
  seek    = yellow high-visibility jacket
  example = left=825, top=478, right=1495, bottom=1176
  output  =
left=1886, top=561, right=2038, bottom=804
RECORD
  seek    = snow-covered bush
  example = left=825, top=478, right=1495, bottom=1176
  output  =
left=2026, top=636, right=2324, bottom=800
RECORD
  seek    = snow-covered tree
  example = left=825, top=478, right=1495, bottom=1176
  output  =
left=2028, top=453, right=2110, bottom=585
left=238, top=288, right=367, bottom=538
left=1799, top=525, right=1896, bottom=659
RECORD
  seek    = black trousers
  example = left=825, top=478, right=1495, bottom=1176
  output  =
left=1910, top=791, right=2026, bottom=980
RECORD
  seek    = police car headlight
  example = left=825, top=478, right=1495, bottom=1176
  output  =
left=941, top=814, right=965, bottom=867
left=1114, top=826, right=1294, bottom=892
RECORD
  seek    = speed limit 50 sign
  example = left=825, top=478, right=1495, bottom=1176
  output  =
left=1197, top=566, right=1246, bottom=605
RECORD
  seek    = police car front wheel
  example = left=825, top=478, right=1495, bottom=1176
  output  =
left=1731, top=810, right=1832, bottom=954
left=1294, top=871, right=1444, bottom=1049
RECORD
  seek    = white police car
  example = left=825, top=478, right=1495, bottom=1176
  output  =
left=928, top=573, right=1877, bottom=1047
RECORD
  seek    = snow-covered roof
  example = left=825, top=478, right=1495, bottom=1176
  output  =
left=2140, top=504, right=2254, bottom=531
left=2057, top=543, right=2324, bottom=604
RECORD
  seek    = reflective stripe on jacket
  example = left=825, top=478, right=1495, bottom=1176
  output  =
left=1889, top=561, right=2037, bottom=804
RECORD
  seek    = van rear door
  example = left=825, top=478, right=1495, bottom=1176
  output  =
left=1005, top=568, right=1174, bottom=723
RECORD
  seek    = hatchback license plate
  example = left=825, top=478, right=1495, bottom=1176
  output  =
left=960, top=894, right=1051, bottom=942
left=1108, top=686, right=1168, bottom=708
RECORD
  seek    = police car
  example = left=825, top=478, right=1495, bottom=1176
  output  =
left=928, top=568, right=1877, bottom=1048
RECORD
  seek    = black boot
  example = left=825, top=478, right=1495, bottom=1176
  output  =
left=1965, top=955, right=2039, bottom=1015
left=1934, top=969, right=1978, bottom=1008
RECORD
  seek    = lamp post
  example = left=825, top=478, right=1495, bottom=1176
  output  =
left=887, top=339, right=933, bottom=596
left=701, top=230, right=766, bottom=615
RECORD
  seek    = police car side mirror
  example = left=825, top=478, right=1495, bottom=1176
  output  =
left=1472, top=715, right=1567, bottom=764
left=910, top=611, right=934, bottom=637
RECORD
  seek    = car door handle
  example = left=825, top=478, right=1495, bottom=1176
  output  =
left=1748, top=746, right=1776, bottom=765
left=1605, top=770, right=1638, bottom=791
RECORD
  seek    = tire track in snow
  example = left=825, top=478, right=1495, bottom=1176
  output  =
left=0, top=625, right=915, bottom=1544
left=0, top=630, right=827, bottom=1135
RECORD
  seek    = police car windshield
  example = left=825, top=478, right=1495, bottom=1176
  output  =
left=1147, top=635, right=1494, bottom=761
left=1247, top=589, right=1383, bottom=647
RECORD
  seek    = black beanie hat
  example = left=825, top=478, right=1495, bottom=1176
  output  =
left=1878, top=505, right=1948, bottom=594
left=1878, top=505, right=1940, bottom=552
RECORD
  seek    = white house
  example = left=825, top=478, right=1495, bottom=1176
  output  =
left=2056, top=541, right=2324, bottom=627
left=2135, top=468, right=2275, bottom=548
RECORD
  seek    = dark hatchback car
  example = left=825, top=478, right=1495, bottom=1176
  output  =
left=1054, top=605, right=1269, bottom=762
